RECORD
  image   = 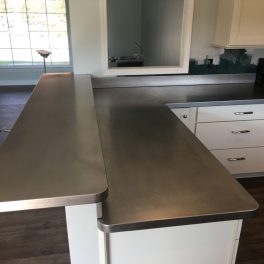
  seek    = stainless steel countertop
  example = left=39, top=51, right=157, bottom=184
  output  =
left=94, top=82, right=262, bottom=233
left=0, top=73, right=107, bottom=212
left=0, top=73, right=261, bottom=232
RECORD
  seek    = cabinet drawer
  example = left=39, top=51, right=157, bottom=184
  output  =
left=197, top=104, right=264, bottom=122
left=196, top=120, right=264, bottom=150
left=211, top=148, right=264, bottom=174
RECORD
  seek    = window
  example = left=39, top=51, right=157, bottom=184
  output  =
left=0, top=0, right=70, bottom=66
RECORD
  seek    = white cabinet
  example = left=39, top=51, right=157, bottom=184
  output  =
left=99, top=220, right=242, bottom=264
left=171, top=103, right=264, bottom=177
left=65, top=204, right=102, bottom=264
left=195, top=104, right=264, bottom=176
left=171, top=107, right=197, bottom=133
left=196, top=120, right=264, bottom=150
left=211, top=147, right=264, bottom=174
left=214, top=0, right=264, bottom=48
left=197, top=104, right=264, bottom=122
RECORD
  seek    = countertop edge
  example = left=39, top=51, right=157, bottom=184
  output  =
left=97, top=207, right=258, bottom=233
left=92, top=73, right=255, bottom=88
left=167, top=99, right=264, bottom=108
left=0, top=188, right=108, bottom=213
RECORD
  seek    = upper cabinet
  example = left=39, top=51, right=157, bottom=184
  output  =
left=100, top=0, right=194, bottom=76
left=214, top=0, right=264, bottom=48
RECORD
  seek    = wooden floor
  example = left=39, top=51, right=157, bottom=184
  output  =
left=0, top=208, right=70, bottom=264
left=0, top=87, right=33, bottom=145
left=236, top=177, right=264, bottom=264
left=0, top=179, right=263, bottom=264
left=0, top=88, right=264, bottom=263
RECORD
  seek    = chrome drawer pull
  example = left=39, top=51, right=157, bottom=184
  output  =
left=0, top=128, right=12, bottom=133
left=231, top=130, right=250, bottom=134
left=234, top=111, right=253, bottom=115
left=227, top=157, right=246, bottom=162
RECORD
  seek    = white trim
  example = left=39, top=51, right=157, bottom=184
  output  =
left=0, top=64, right=71, bottom=70
left=100, top=0, right=108, bottom=75
left=0, top=65, right=72, bottom=86
left=65, top=203, right=102, bottom=264
left=0, top=79, right=38, bottom=86
left=98, top=230, right=108, bottom=264
left=100, top=0, right=194, bottom=76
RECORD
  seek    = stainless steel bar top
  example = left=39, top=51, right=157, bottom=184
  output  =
left=94, top=80, right=262, bottom=233
left=0, top=73, right=107, bottom=212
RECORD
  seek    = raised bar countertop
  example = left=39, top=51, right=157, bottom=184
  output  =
left=93, top=78, right=263, bottom=233
left=0, top=73, right=107, bottom=212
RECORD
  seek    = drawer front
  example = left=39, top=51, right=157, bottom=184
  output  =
left=197, top=104, right=264, bottom=122
left=196, top=120, right=264, bottom=150
left=211, top=148, right=264, bottom=174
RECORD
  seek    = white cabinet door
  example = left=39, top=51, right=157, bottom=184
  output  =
left=99, top=220, right=242, bottom=264
left=211, top=147, right=264, bottom=174
left=197, top=104, right=264, bottom=123
left=194, top=103, right=264, bottom=177
left=214, top=0, right=264, bottom=47
left=196, top=120, right=264, bottom=150
left=171, top=107, right=197, bottom=133
left=230, top=0, right=264, bottom=46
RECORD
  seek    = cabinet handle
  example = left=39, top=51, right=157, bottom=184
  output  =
left=0, top=128, right=11, bottom=133
left=227, top=157, right=246, bottom=162
left=234, top=111, right=253, bottom=115
left=231, top=130, right=250, bottom=134
left=182, top=114, right=188, bottom=119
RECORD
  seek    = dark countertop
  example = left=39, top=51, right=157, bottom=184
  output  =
left=0, top=73, right=261, bottom=232
left=0, top=74, right=107, bottom=212
left=94, top=81, right=263, bottom=233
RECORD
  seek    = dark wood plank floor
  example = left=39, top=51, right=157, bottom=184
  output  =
left=0, top=86, right=32, bottom=145
left=0, top=208, right=70, bottom=264
left=236, top=177, right=264, bottom=264
left=0, top=179, right=263, bottom=264
left=0, top=88, right=264, bottom=263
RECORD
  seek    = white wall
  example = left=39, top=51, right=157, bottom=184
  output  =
left=248, top=48, right=264, bottom=65
left=107, top=0, right=142, bottom=58
left=69, top=0, right=264, bottom=75
left=0, top=66, right=72, bottom=86
left=142, top=0, right=183, bottom=66
left=190, top=0, right=264, bottom=65
left=1, top=0, right=264, bottom=83
left=190, top=0, right=223, bottom=64
left=68, top=0, right=102, bottom=75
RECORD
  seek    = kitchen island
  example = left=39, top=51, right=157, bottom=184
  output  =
left=93, top=76, right=261, bottom=264
left=0, top=73, right=261, bottom=264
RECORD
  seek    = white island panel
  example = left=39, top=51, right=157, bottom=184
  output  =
left=99, top=220, right=242, bottom=264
